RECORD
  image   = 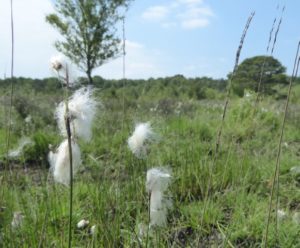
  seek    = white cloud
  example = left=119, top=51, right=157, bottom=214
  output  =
left=0, top=0, right=60, bottom=78
left=141, top=0, right=214, bottom=30
left=181, top=19, right=209, bottom=29
left=181, top=7, right=214, bottom=18
left=94, top=40, right=166, bottom=79
left=142, top=6, right=169, bottom=21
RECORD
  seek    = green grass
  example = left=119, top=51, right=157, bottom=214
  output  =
left=0, top=85, right=300, bottom=247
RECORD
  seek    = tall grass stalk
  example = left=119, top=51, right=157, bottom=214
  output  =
left=145, top=193, right=151, bottom=248
left=121, top=16, right=126, bottom=132
left=255, top=6, right=285, bottom=106
left=3, top=4, right=15, bottom=243
left=201, top=12, right=255, bottom=226
left=263, top=41, right=300, bottom=248
left=54, top=63, right=74, bottom=247
left=5, top=0, right=15, bottom=174
left=214, top=11, right=255, bottom=154
left=270, top=6, right=285, bottom=55
left=62, top=66, right=74, bottom=248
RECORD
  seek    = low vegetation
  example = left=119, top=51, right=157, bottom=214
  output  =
left=1, top=72, right=300, bottom=246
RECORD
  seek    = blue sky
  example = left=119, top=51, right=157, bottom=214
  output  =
left=0, top=0, right=299, bottom=79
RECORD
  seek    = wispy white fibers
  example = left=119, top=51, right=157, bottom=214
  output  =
left=11, top=212, right=24, bottom=229
left=128, top=122, right=155, bottom=158
left=146, top=168, right=172, bottom=227
left=50, top=54, right=65, bottom=71
left=77, top=219, right=89, bottom=229
left=8, top=137, right=33, bottom=158
left=48, top=139, right=81, bottom=186
left=55, top=87, right=97, bottom=142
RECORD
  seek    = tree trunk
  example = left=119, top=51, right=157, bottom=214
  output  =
left=86, top=69, right=93, bottom=85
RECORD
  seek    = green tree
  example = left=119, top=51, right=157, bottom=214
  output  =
left=231, top=56, right=289, bottom=96
left=46, top=0, right=131, bottom=84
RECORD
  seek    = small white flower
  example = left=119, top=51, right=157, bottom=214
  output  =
left=128, top=122, right=155, bottom=158
left=77, top=219, right=89, bottom=229
left=11, top=212, right=24, bottom=229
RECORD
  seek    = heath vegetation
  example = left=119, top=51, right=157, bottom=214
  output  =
left=0, top=1, right=300, bottom=247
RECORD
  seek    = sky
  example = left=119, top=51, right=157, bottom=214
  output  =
left=0, top=0, right=299, bottom=80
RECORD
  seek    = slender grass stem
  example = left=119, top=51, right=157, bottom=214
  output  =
left=61, top=65, right=74, bottom=248
left=255, top=6, right=285, bottom=106
left=263, top=41, right=300, bottom=248
left=5, top=0, right=15, bottom=175
left=57, top=64, right=74, bottom=248
left=201, top=12, right=255, bottom=227
left=146, top=193, right=151, bottom=248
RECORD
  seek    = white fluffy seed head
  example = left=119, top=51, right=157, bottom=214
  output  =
left=146, top=168, right=172, bottom=227
left=77, top=219, right=89, bottom=229
left=149, top=195, right=172, bottom=227
left=48, top=139, right=82, bottom=186
left=90, top=225, right=97, bottom=235
left=146, top=168, right=171, bottom=193
left=128, top=122, right=154, bottom=158
left=277, top=209, right=287, bottom=221
left=11, top=212, right=24, bottom=229
left=50, top=55, right=65, bottom=71
left=55, top=87, right=97, bottom=142
left=8, top=137, right=33, bottom=158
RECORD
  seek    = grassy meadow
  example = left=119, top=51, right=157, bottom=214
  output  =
left=0, top=76, right=300, bottom=247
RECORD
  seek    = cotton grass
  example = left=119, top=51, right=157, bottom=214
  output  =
left=48, top=139, right=81, bottom=186
left=55, top=87, right=97, bottom=142
left=50, top=54, right=65, bottom=71
left=8, top=137, right=32, bottom=158
left=128, top=122, right=155, bottom=158
left=77, top=219, right=89, bottom=229
left=146, top=168, right=172, bottom=227
left=11, top=212, right=24, bottom=229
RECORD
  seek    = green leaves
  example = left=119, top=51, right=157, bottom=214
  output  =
left=46, top=14, right=68, bottom=34
left=46, top=0, right=132, bottom=83
left=231, top=56, right=289, bottom=96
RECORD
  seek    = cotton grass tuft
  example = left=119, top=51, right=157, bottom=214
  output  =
left=8, top=137, right=33, bottom=158
left=48, top=139, right=82, bottom=186
left=77, top=219, right=89, bottom=229
left=277, top=209, right=287, bottom=221
left=50, top=55, right=65, bottom=71
left=90, top=225, right=97, bottom=235
left=128, top=122, right=155, bottom=158
left=146, top=168, right=172, bottom=227
left=11, top=212, right=24, bottom=229
left=55, top=87, right=97, bottom=142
